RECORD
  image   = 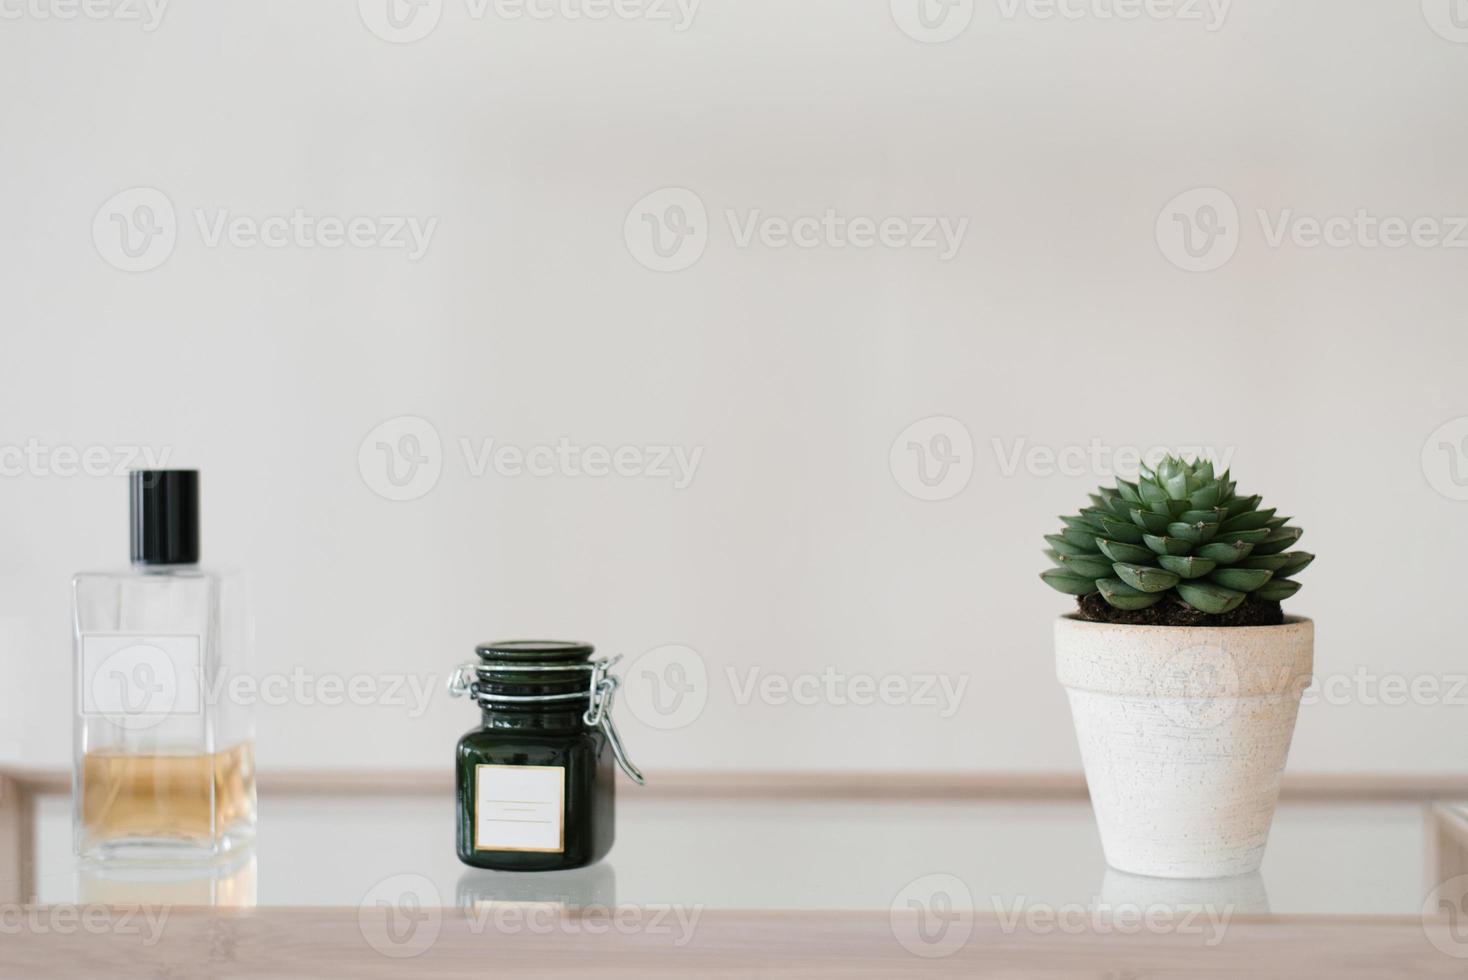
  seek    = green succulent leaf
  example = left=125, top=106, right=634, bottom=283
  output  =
left=1098, top=539, right=1156, bottom=564
left=1217, top=528, right=1271, bottom=545
left=1251, top=526, right=1304, bottom=556
left=1061, top=527, right=1102, bottom=551
left=1189, top=484, right=1222, bottom=509
left=1143, top=534, right=1193, bottom=557
left=1138, top=479, right=1169, bottom=504
left=1237, top=553, right=1294, bottom=572
left=1163, top=468, right=1190, bottom=501
left=1179, top=508, right=1227, bottom=525
left=1116, top=479, right=1141, bottom=504
left=1062, top=514, right=1105, bottom=534
left=1197, top=540, right=1255, bottom=565
left=1041, top=570, right=1100, bottom=596
left=1049, top=552, right=1114, bottom=579
left=1209, top=567, right=1274, bottom=592
left=1274, top=551, right=1315, bottom=578
left=1096, top=578, right=1165, bottom=611
left=1097, top=517, right=1146, bottom=545
left=1220, top=508, right=1277, bottom=533
left=1158, top=555, right=1218, bottom=579
left=1177, top=581, right=1246, bottom=614
left=1114, top=563, right=1182, bottom=594
left=1129, top=508, right=1170, bottom=534
left=1167, top=521, right=1219, bottom=545
left=1045, top=533, right=1098, bottom=558
left=1222, top=494, right=1259, bottom=519
left=1255, top=578, right=1303, bottom=601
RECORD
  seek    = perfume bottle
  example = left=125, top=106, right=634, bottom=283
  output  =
left=72, top=470, right=256, bottom=863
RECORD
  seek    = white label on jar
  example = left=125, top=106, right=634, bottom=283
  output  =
left=474, top=764, right=565, bottom=853
left=80, top=634, right=202, bottom=723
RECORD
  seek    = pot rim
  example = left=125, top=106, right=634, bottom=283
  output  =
left=1055, top=614, right=1314, bottom=698
left=1057, top=613, right=1313, bottom=635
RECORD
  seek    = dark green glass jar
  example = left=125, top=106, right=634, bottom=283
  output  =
left=451, top=641, right=643, bottom=872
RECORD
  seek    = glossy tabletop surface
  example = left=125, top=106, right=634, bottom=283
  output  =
left=16, top=788, right=1449, bottom=915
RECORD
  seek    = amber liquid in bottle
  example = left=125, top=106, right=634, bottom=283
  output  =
left=80, top=743, right=256, bottom=846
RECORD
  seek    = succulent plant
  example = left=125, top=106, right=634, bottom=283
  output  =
left=1041, top=456, right=1313, bottom=616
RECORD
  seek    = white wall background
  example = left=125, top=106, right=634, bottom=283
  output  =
left=2, top=0, right=1466, bottom=774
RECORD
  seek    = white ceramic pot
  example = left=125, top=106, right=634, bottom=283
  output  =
left=1056, top=616, right=1314, bottom=879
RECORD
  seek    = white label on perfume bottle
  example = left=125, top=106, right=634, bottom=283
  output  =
left=474, top=765, right=565, bottom=853
left=81, top=634, right=202, bottom=720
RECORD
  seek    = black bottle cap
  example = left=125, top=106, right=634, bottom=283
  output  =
left=130, top=470, right=200, bottom=565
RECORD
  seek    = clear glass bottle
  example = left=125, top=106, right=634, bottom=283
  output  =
left=72, top=470, right=256, bottom=863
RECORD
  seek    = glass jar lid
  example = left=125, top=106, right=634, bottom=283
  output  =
left=448, top=640, right=645, bottom=785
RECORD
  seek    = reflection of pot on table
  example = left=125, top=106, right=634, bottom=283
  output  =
left=1098, top=868, right=1270, bottom=915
